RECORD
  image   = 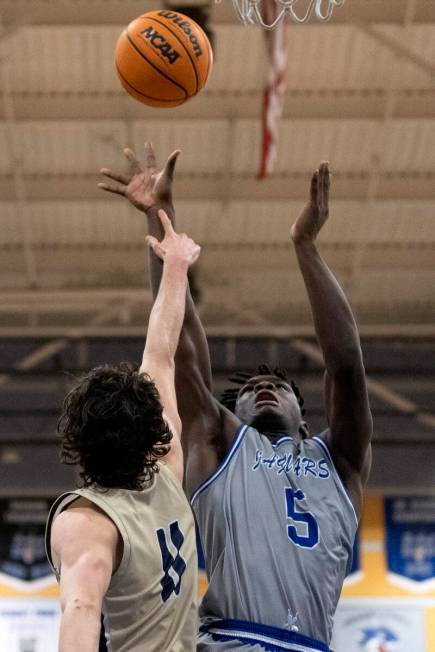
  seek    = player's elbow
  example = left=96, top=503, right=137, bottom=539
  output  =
left=63, top=595, right=102, bottom=618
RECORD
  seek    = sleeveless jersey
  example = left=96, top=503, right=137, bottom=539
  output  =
left=46, top=463, right=198, bottom=652
left=191, top=425, right=358, bottom=646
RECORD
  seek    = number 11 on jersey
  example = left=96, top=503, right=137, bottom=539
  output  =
left=285, top=488, right=319, bottom=549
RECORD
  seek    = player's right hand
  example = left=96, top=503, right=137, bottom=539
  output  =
left=291, top=161, right=330, bottom=244
left=98, top=142, right=180, bottom=212
left=145, top=209, right=200, bottom=268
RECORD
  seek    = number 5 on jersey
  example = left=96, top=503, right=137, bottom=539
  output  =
left=285, top=488, right=319, bottom=549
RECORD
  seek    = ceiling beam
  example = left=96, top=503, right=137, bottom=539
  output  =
left=2, top=89, right=435, bottom=122
left=290, top=338, right=435, bottom=432
left=356, top=22, right=435, bottom=80
left=2, top=0, right=435, bottom=26
left=1, top=171, right=434, bottom=201
left=0, top=294, right=149, bottom=384
left=0, top=323, right=434, bottom=339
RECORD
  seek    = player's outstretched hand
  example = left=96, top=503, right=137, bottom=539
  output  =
left=146, top=209, right=200, bottom=268
left=98, top=142, right=180, bottom=212
left=291, top=161, right=330, bottom=244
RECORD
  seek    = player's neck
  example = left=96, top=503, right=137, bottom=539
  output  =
left=262, top=428, right=299, bottom=441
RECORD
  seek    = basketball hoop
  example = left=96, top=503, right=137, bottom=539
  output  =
left=219, top=0, right=346, bottom=29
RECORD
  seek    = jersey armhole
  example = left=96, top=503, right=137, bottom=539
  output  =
left=312, top=435, right=359, bottom=526
left=45, top=492, right=81, bottom=574
left=190, top=423, right=249, bottom=504
left=46, top=491, right=132, bottom=579
left=158, top=460, right=187, bottom=495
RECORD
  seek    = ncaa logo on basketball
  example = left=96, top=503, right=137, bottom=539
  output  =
left=139, top=27, right=181, bottom=65
left=157, top=11, right=203, bottom=58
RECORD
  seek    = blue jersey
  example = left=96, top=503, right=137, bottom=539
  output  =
left=191, top=425, right=358, bottom=647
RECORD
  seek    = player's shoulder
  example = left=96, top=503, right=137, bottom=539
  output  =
left=53, top=497, right=116, bottom=539
left=302, top=430, right=329, bottom=449
left=157, top=459, right=186, bottom=492
left=52, top=497, right=119, bottom=560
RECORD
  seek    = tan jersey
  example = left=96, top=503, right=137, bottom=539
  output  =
left=46, top=463, right=198, bottom=652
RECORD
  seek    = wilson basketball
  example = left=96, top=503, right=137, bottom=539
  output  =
left=115, top=10, right=213, bottom=108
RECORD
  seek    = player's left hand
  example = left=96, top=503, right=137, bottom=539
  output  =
left=98, top=142, right=180, bottom=212
left=291, top=161, right=330, bottom=243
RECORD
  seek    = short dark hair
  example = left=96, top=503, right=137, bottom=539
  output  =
left=58, top=362, right=172, bottom=490
left=220, top=363, right=309, bottom=439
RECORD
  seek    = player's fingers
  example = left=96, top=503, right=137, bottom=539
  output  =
left=319, top=161, right=330, bottom=200
left=310, top=170, right=318, bottom=204
left=97, top=181, right=126, bottom=196
left=163, top=150, right=181, bottom=181
left=145, top=235, right=165, bottom=259
left=325, top=163, right=331, bottom=190
left=100, top=168, right=130, bottom=185
left=123, top=148, right=142, bottom=174
left=319, top=161, right=329, bottom=183
left=191, top=244, right=201, bottom=264
left=144, top=141, right=157, bottom=170
left=145, top=235, right=159, bottom=247
left=158, top=209, right=176, bottom=235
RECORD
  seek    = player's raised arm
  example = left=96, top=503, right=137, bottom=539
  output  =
left=140, top=209, right=200, bottom=482
left=99, top=144, right=240, bottom=496
left=291, top=162, right=372, bottom=515
left=98, top=144, right=213, bottom=393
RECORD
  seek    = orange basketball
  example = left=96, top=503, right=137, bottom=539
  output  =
left=115, top=10, right=213, bottom=108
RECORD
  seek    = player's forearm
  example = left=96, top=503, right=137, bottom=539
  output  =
left=294, top=239, right=363, bottom=373
left=146, top=202, right=175, bottom=297
left=146, top=204, right=199, bottom=324
left=145, top=257, right=189, bottom=363
left=146, top=204, right=213, bottom=389
left=59, top=603, right=101, bottom=652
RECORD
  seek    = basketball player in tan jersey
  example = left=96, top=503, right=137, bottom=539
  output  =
left=45, top=210, right=200, bottom=652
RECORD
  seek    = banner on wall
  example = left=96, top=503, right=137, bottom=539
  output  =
left=0, top=599, right=59, bottom=652
left=344, top=527, right=363, bottom=585
left=0, top=498, right=59, bottom=652
left=384, top=496, right=435, bottom=592
left=331, top=603, right=426, bottom=652
left=0, top=498, right=55, bottom=591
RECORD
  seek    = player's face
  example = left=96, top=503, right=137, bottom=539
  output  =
left=235, top=375, right=302, bottom=435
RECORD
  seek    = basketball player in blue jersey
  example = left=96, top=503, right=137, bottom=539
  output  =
left=100, top=145, right=373, bottom=652
left=45, top=211, right=200, bottom=652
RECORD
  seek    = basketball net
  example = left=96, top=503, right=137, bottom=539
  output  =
left=258, top=0, right=287, bottom=178
left=218, top=0, right=346, bottom=29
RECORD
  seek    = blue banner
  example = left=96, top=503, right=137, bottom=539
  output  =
left=384, top=496, right=435, bottom=590
left=0, top=498, right=54, bottom=584
left=348, top=527, right=360, bottom=575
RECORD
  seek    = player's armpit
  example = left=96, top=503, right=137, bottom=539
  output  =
left=323, top=364, right=373, bottom=509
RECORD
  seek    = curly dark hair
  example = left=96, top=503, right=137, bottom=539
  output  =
left=58, top=362, right=172, bottom=490
left=220, top=363, right=309, bottom=439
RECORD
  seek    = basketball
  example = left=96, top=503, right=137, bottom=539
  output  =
left=115, top=10, right=213, bottom=108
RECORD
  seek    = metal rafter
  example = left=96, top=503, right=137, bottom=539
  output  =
left=0, top=293, right=151, bottom=385
left=2, top=0, right=435, bottom=26
left=290, top=338, right=435, bottom=433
